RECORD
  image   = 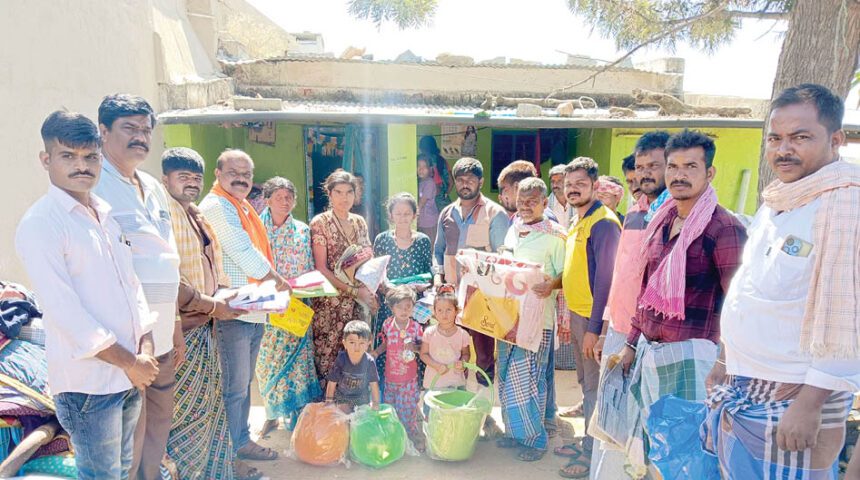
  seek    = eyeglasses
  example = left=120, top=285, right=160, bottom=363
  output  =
left=436, top=284, right=455, bottom=295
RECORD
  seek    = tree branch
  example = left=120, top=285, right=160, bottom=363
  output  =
left=725, top=10, right=789, bottom=20
left=545, top=0, right=732, bottom=101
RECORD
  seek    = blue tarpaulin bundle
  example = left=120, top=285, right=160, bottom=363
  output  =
left=646, top=395, right=721, bottom=480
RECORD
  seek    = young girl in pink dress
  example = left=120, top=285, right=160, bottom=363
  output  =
left=372, top=285, right=425, bottom=451
left=419, top=285, right=471, bottom=391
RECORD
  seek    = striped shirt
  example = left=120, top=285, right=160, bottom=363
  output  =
left=199, top=192, right=270, bottom=323
left=94, top=159, right=180, bottom=356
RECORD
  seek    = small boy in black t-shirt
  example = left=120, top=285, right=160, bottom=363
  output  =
left=325, top=320, right=380, bottom=412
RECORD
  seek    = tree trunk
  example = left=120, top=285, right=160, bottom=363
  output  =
left=756, top=0, right=860, bottom=204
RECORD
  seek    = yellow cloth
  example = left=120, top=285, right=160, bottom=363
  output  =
left=562, top=205, right=621, bottom=317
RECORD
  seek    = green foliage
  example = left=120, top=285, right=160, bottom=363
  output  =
left=567, top=0, right=792, bottom=53
left=347, top=0, right=438, bottom=29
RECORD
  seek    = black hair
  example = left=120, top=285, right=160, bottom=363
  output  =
left=322, top=168, right=356, bottom=197
left=517, top=176, right=548, bottom=196
left=665, top=129, right=717, bottom=168
left=419, top=135, right=440, bottom=155
left=771, top=83, right=844, bottom=134
left=634, top=131, right=670, bottom=155
left=433, top=290, right=458, bottom=310
left=565, top=156, right=599, bottom=182
left=621, top=154, right=636, bottom=172
left=498, top=160, right=537, bottom=187
left=387, top=192, right=418, bottom=215
left=97, top=94, right=156, bottom=130
left=385, top=285, right=417, bottom=308
left=216, top=148, right=254, bottom=170
left=452, top=157, right=483, bottom=179
left=262, top=176, right=296, bottom=198
left=40, top=110, right=101, bottom=150
left=343, top=320, right=371, bottom=340
left=161, top=147, right=204, bottom=175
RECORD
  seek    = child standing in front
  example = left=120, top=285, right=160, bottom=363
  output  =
left=326, top=320, right=380, bottom=413
left=373, top=286, right=424, bottom=451
left=416, top=154, right=439, bottom=249
left=419, top=284, right=471, bottom=392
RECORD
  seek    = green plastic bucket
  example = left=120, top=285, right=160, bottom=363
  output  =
left=349, top=404, right=407, bottom=468
left=423, top=363, right=493, bottom=461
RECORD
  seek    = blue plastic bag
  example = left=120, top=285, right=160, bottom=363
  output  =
left=646, top=395, right=720, bottom=480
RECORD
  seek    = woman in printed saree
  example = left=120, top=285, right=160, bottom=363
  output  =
left=310, top=169, right=375, bottom=383
left=254, top=177, right=322, bottom=437
left=372, top=193, right=432, bottom=396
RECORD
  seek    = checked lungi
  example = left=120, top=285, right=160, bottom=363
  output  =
left=624, top=337, right=718, bottom=474
left=703, top=376, right=853, bottom=480
left=498, top=329, right=553, bottom=450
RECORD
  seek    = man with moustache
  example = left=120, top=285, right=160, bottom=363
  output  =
left=595, top=176, right=626, bottom=224
left=618, top=130, right=746, bottom=474
left=621, top=154, right=643, bottom=203
left=496, top=160, right=561, bottom=438
left=497, top=160, right=538, bottom=219
left=17, top=111, right=158, bottom=479
left=556, top=157, right=621, bottom=479
left=433, top=157, right=508, bottom=436
left=547, top=164, right=572, bottom=229
left=704, top=84, right=860, bottom=479
left=160, top=148, right=261, bottom=480
left=586, top=139, right=668, bottom=478
left=496, top=178, right=566, bottom=461
left=94, top=94, right=181, bottom=480
left=200, top=149, right=290, bottom=463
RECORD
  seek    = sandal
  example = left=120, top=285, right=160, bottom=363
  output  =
left=480, top=417, right=504, bottom=441
left=517, top=446, right=546, bottom=462
left=553, top=441, right=584, bottom=458
left=237, top=441, right=279, bottom=461
left=496, top=437, right=519, bottom=449
left=546, top=422, right=559, bottom=439
left=559, top=458, right=590, bottom=479
left=558, top=402, right=583, bottom=418
left=257, top=419, right=279, bottom=438
left=234, top=460, right=263, bottom=480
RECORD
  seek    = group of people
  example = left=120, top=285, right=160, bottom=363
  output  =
left=12, top=82, right=860, bottom=480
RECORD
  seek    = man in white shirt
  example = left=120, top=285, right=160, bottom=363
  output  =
left=704, top=84, right=860, bottom=479
left=16, top=111, right=159, bottom=479
left=200, top=149, right=289, bottom=462
left=547, top=164, right=571, bottom=229
left=94, top=94, right=181, bottom=480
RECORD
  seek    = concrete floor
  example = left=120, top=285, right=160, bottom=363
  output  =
left=244, top=369, right=586, bottom=480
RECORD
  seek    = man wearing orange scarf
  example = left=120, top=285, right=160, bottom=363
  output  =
left=705, top=84, right=860, bottom=479
left=200, top=149, right=289, bottom=464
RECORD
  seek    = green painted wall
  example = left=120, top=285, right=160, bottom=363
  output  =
left=608, top=127, right=761, bottom=215
left=573, top=128, right=615, bottom=175
left=387, top=124, right=418, bottom=199
left=164, top=122, right=763, bottom=226
left=163, top=123, right=308, bottom=221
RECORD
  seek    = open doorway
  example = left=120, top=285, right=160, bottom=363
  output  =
left=304, top=126, right=382, bottom=237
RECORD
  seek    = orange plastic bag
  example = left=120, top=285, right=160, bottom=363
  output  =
left=291, top=402, right=350, bottom=466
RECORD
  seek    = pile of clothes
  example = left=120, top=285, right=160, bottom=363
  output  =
left=0, top=281, right=76, bottom=478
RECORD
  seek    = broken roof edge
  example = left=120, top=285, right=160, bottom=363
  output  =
left=219, top=55, right=667, bottom=74
left=158, top=107, right=766, bottom=129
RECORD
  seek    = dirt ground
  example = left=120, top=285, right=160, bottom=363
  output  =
left=244, top=370, right=586, bottom=480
